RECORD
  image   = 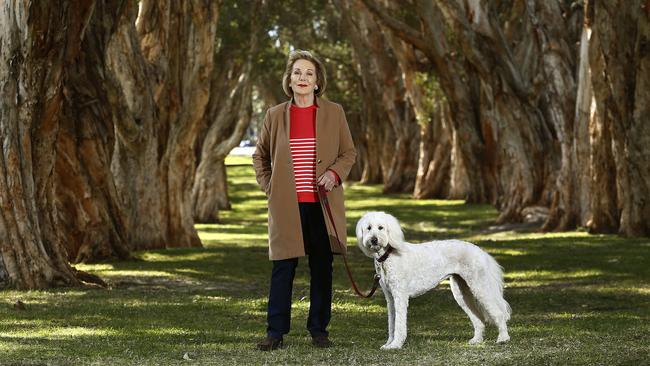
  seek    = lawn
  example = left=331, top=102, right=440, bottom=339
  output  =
left=1, top=155, right=649, bottom=365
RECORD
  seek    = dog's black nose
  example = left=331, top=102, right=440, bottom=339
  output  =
left=370, top=237, right=378, bottom=245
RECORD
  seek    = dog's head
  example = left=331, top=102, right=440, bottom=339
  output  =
left=356, top=212, right=404, bottom=258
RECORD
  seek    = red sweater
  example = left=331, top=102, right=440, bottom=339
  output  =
left=290, top=104, right=319, bottom=202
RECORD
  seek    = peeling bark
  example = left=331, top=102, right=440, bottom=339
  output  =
left=136, top=0, right=220, bottom=247
left=585, top=0, right=650, bottom=236
left=108, top=0, right=167, bottom=250
left=0, top=1, right=123, bottom=287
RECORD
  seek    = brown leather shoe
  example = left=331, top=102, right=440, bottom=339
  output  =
left=311, top=335, right=332, bottom=348
left=256, top=336, right=283, bottom=351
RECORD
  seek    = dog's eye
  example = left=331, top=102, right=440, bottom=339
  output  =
left=378, top=226, right=384, bottom=230
left=367, top=225, right=371, bottom=230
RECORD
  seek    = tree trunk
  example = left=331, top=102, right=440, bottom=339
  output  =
left=54, top=1, right=132, bottom=262
left=137, top=0, right=220, bottom=247
left=382, top=29, right=469, bottom=200
left=193, top=61, right=254, bottom=222
left=108, top=0, right=168, bottom=250
left=414, top=101, right=455, bottom=199
left=586, top=0, right=650, bottom=236
left=544, top=3, right=592, bottom=231
left=341, top=0, right=420, bottom=192
left=0, top=1, right=120, bottom=288
left=363, top=0, right=584, bottom=223
left=192, top=3, right=261, bottom=223
left=433, top=0, right=570, bottom=223
left=361, top=0, right=498, bottom=203
left=545, top=0, right=650, bottom=236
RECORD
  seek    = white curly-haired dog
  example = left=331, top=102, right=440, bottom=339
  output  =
left=356, top=212, right=511, bottom=350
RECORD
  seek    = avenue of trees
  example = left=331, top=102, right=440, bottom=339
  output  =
left=1, top=0, right=648, bottom=289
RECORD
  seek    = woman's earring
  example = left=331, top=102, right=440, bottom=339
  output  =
left=315, top=85, right=319, bottom=90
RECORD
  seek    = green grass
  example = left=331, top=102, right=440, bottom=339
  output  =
left=2, top=159, right=649, bottom=365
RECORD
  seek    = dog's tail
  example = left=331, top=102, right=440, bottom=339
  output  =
left=483, top=253, right=512, bottom=322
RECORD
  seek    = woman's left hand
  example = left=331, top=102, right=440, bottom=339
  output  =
left=317, top=170, right=337, bottom=192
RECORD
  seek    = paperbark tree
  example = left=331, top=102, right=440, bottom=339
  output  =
left=192, top=67, right=252, bottom=222
left=362, top=0, right=584, bottom=223
left=108, top=0, right=167, bottom=250
left=135, top=0, right=220, bottom=247
left=601, top=0, right=650, bottom=236
left=547, top=0, right=650, bottom=236
left=0, top=1, right=123, bottom=288
left=360, top=0, right=498, bottom=204
left=192, top=0, right=262, bottom=223
left=55, top=1, right=132, bottom=262
left=381, top=25, right=469, bottom=200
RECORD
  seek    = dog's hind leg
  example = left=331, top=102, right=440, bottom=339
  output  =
left=468, top=278, right=511, bottom=343
left=383, top=289, right=395, bottom=347
left=478, top=297, right=510, bottom=343
left=450, top=275, right=486, bottom=345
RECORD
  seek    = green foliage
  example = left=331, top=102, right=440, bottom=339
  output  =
left=254, top=0, right=360, bottom=110
left=414, top=71, right=445, bottom=125
left=1, top=162, right=649, bottom=365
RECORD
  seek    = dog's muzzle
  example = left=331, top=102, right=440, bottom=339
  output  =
left=367, top=236, right=380, bottom=251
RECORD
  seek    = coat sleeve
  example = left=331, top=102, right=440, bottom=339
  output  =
left=327, top=105, right=357, bottom=183
left=252, top=109, right=272, bottom=195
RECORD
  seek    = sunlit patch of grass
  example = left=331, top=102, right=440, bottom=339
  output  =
left=4, top=326, right=119, bottom=339
left=198, top=231, right=267, bottom=244
left=140, top=251, right=225, bottom=262
left=488, top=248, right=527, bottom=256
left=505, top=269, right=611, bottom=288
left=77, top=269, right=176, bottom=278
left=225, top=155, right=252, bottom=166
left=470, top=230, right=595, bottom=242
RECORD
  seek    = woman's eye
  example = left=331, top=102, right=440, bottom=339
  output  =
left=378, top=226, right=383, bottom=230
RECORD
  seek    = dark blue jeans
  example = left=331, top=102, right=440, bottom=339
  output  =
left=266, top=202, right=334, bottom=339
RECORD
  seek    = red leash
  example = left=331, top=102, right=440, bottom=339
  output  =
left=318, top=186, right=380, bottom=298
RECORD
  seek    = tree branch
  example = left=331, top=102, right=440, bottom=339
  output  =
left=358, top=0, right=430, bottom=53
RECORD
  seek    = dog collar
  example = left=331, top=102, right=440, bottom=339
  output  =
left=376, top=245, right=394, bottom=263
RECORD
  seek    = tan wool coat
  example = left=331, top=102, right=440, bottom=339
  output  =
left=252, top=97, right=357, bottom=260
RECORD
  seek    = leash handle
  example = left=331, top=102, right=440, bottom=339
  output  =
left=318, top=185, right=380, bottom=298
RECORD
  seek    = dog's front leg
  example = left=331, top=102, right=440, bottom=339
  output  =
left=381, top=294, right=408, bottom=350
left=381, top=289, right=395, bottom=348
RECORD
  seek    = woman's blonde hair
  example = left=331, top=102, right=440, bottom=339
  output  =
left=282, top=50, right=327, bottom=98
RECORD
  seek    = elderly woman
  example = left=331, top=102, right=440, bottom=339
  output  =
left=253, top=50, right=356, bottom=351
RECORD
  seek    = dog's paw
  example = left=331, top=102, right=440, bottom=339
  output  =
left=380, top=343, right=402, bottom=350
left=468, top=336, right=484, bottom=345
left=496, top=334, right=510, bottom=343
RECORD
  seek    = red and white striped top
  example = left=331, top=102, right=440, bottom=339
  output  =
left=290, top=104, right=319, bottom=202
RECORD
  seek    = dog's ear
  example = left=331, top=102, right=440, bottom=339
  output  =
left=356, top=214, right=374, bottom=258
left=355, top=216, right=364, bottom=245
left=384, top=213, right=405, bottom=250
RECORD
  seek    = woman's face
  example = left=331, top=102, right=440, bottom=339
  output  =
left=290, top=59, right=318, bottom=96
